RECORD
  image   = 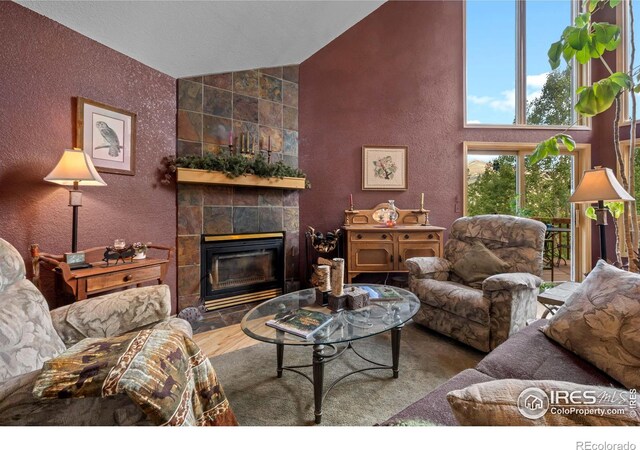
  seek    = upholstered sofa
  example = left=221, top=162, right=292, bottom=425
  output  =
left=0, top=238, right=192, bottom=425
left=386, top=259, right=640, bottom=426
left=407, top=215, right=546, bottom=352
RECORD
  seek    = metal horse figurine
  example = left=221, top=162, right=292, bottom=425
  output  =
left=103, top=245, right=135, bottom=266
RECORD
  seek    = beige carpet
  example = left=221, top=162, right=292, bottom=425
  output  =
left=210, top=322, right=483, bottom=426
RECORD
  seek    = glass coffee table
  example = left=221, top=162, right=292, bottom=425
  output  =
left=240, top=284, right=420, bottom=424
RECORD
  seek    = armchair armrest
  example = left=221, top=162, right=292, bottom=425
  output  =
left=50, top=285, right=172, bottom=347
left=482, top=272, right=542, bottom=292
left=482, top=273, right=542, bottom=351
left=404, top=257, right=451, bottom=281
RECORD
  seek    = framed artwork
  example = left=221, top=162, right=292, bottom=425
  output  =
left=76, top=97, right=136, bottom=175
left=362, top=145, right=408, bottom=190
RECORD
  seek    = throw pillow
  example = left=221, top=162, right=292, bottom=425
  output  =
left=451, top=240, right=510, bottom=287
left=447, top=379, right=640, bottom=426
left=542, top=260, right=640, bottom=390
left=0, top=280, right=66, bottom=383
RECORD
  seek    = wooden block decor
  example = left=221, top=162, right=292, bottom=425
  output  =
left=344, top=286, right=370, bottom=310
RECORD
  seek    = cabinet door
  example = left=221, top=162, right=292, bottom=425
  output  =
left=397, top=243, right=440, bottom=271
left=350, top=242, right=395, bottom=272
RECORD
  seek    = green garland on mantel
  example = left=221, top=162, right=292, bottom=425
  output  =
left=162, top=149, right=310, bottom=188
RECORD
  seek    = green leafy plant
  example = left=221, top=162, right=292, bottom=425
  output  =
left=161, top=149, right=310, bottom=188
left=531, top=0, right=639, bottom=271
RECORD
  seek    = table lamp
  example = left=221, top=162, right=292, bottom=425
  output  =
left=568, top=166, right=634, bottom=262
left=44, top=148, right=107, bottom=266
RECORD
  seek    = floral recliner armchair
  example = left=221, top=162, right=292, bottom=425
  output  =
left=406, top=215, right=545, bottom=352
left=0, top=238, right=193, bottom=425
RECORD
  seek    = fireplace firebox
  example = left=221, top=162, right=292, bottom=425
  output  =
left=201, top=232, right=285, bottom=311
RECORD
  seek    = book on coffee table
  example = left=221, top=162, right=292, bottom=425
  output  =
left=266, top=309, right=333, bottom=339
left=360, top=285, right=402, bottom=301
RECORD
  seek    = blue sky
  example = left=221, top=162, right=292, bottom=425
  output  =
left=466, top=0, right=571, bottom=124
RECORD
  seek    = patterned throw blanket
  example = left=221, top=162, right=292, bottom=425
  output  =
left=32, top=329, right=238, bottom=426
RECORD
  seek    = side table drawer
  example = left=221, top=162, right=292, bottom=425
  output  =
left=86, top=265, right=162, bottom=293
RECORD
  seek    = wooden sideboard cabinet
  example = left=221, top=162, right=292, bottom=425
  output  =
left=343, top=225, right=444, bottom=282
left=342, top=202, right=445, bottom=283
left=31, top=244, right=173, bottom=302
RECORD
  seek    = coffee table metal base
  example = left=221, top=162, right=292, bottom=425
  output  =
left=275, top=324, right=404, bottom=424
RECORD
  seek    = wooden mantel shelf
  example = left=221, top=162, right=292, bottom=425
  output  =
left=176, top=168, right=306, bottom=190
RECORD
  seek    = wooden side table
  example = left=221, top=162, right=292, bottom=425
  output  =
left=537, top=281, right=580, bottom=318
left=31, top=244, right=173, bottom=302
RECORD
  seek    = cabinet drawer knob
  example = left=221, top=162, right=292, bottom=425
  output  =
left=428, top=234, right=434, bottom=239
left=381, top=234, right=387, bottom=239
left=124, top=274, right=133, bottom=282
left=357, top=234, right=363, bottom=239
left=404, top=234, right=410, bottom=240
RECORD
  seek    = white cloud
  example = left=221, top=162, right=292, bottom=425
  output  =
left=468, top=73, right=551, bottom=112
left=527, top=73, right=548, bottom=90
left=526, top=72, right=549, bottom=103
left=467, top=119, right=482, bottom=124
left=469, top=89, right=515, bottom=112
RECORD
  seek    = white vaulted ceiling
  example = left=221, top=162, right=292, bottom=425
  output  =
left=17, top=0, right=385, bottom=78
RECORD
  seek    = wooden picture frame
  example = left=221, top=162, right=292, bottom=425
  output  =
left=76, top=97, right=136, bottom=175
left=362, top=145, right=408, bottom=190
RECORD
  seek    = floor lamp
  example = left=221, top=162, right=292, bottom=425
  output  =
left=568, top=167, right=634, bottom=262
left=44, top=148, right=106, bottom=266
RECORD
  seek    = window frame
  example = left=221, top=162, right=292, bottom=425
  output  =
left=462, top=141, right=592, bottom=281
left=463, top=0, right=590, bottom=129
left=617, top=1, right=638, bottom=125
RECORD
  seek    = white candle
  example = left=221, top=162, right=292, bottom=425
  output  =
left=317, top=265, right=331, bottom=292
left=421, top=192, right=424, bottom=210
left=331, top=258, right=345, bottom=296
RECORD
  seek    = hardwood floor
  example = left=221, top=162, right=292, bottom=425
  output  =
left=193, top=323, right=259, bottom=358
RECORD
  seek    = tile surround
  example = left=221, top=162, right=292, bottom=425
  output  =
left=176, top=65, right=300, bottom=311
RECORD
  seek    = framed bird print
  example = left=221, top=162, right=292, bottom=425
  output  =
left=76, top=97, right=136, bottom=175
left=362, top=145, right=408, bottom=190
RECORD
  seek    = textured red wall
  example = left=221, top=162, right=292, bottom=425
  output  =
left=299, top=0, right=593, bottom=267
left=0, top=2, right=178, bottom=311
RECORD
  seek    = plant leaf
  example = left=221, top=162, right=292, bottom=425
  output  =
left=567, top=26, right=589, bottom=50
left=585, top=206, right=597, bottom=220
left=558, top=134, right=576, bottom=152
left=548, top=41, right=563, bottom=70
left=609, top=0, right=622, bottom=7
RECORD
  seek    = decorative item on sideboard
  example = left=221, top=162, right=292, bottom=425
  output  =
left=133, top=242, right=149, bottom=260
left=103, top=244, right=135, bottom=266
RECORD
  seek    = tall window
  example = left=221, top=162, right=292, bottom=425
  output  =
left=464, top=142, right=592, bottom=282
left=466, top=0, right=576, bottom=126
left=621, top=0, right=640, bottom=120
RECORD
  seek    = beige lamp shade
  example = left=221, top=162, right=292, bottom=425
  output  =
left=44, top=148, right=107, bottom=186
left=568, top=167, right=634, bottom=204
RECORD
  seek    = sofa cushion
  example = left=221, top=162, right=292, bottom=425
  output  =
left=381, top=368, right=495, bottom=426
left=447, top=379, right=640, bottom=426
left=50, top=285, right=175, bottom=346
left=0, top=238, right=26, bottom=293
left=542, top=260, right=640, bottom=390
left=413, top=279, right=489, bottom=325
left=476, top=319, right=619, bottom=387
left=451, top=240, right=510, bottom=288
left=0, top=279, right=66, bottom=384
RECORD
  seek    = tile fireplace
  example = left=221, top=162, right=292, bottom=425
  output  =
left=201, top=232, right=285, bottom=311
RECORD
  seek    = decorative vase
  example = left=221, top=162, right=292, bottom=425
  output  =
left=386, top=200, right=399, bottom=227
left=133, top=250, right=147, bottom=260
